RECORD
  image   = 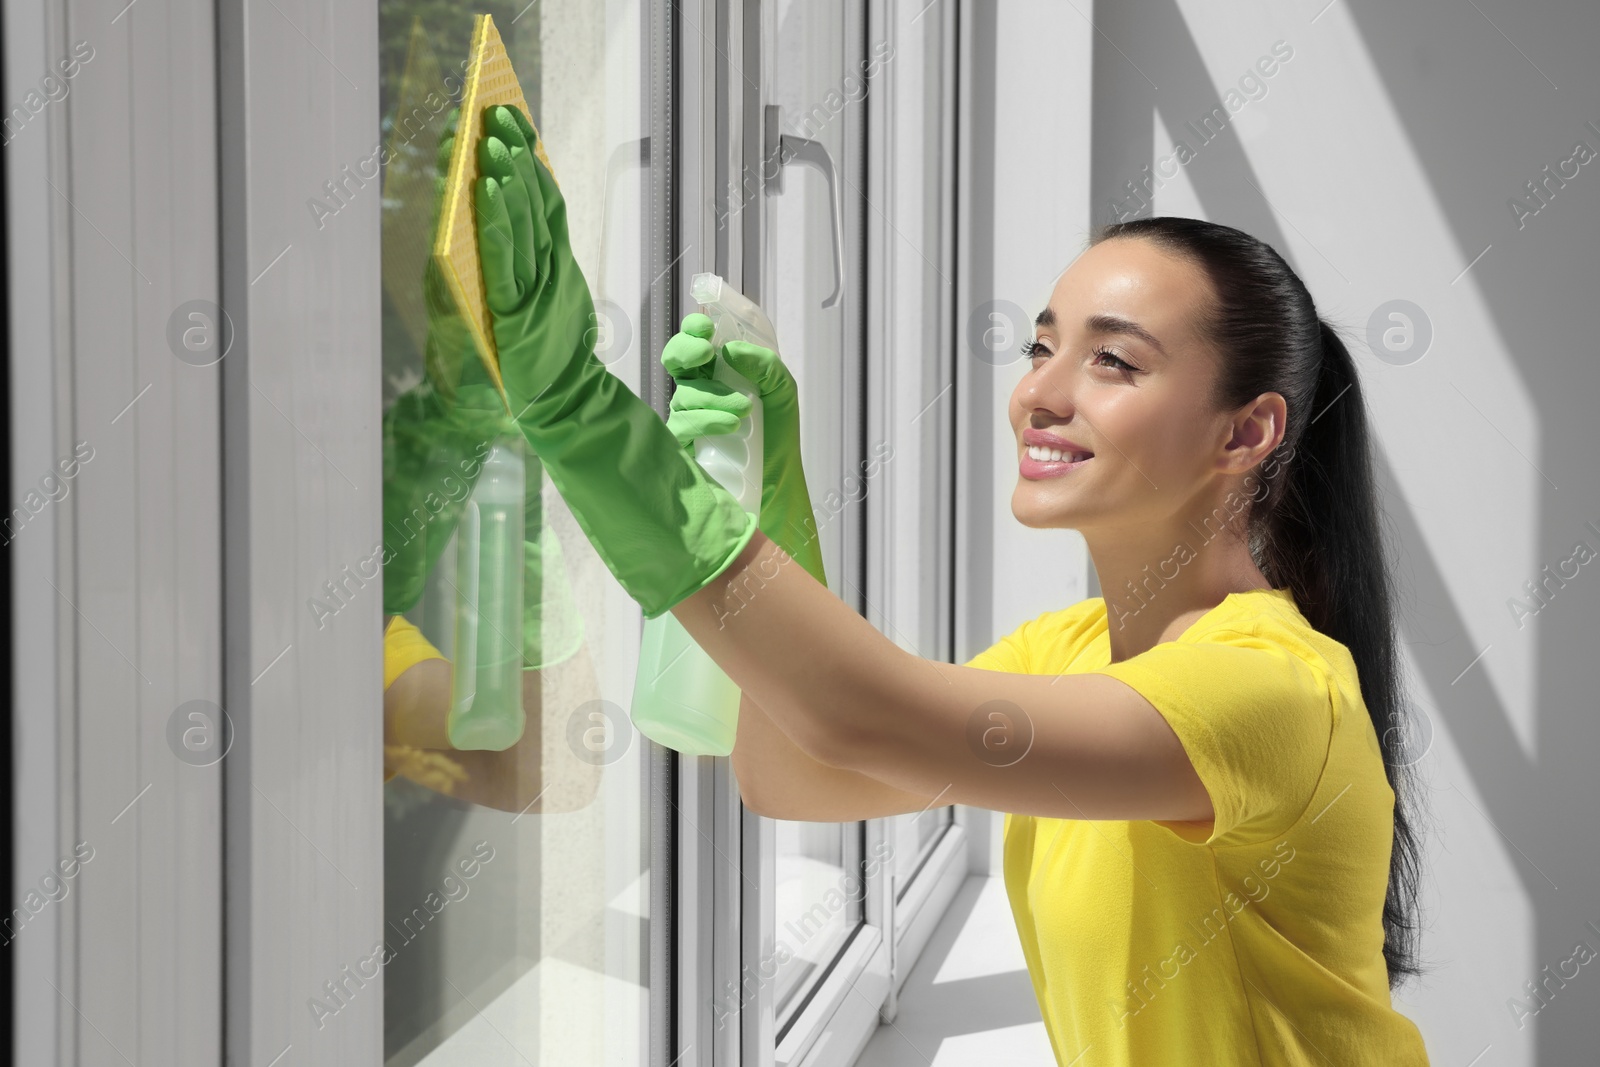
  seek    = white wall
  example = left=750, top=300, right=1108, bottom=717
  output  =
left=965, top=1, right=1600, bottom=1063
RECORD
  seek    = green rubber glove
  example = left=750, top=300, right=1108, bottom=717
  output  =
left=383, top=103, right=507, bottom=615
left=474, top=104, right=757, bottom=620
left=663, top=318, right=828, bottom=589
left=382, top=107, right=584, bottom=667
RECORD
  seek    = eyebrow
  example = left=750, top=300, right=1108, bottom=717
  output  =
left=1034, top=305, right=1168, bottom=359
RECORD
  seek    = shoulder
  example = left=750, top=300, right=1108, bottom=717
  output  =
left=1090, top=591, right=1347, bottom=846
left=1183, top=588, right=1354, bottom=716
left=966, top=597, right=1107, bottom=674
left=1027, top=596, right=1110, bottom=650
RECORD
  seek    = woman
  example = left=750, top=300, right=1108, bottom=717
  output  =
left=469, top=104, right=1432, bottom=1064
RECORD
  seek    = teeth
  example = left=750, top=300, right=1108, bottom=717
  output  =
left=1026, top=444, right=1089, bottom=463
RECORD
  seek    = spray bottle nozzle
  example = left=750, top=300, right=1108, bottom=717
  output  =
left=689, top=272, right=723, bottom=307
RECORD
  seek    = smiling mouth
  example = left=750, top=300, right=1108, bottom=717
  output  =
left=1023, top=444, right=1094, bottom=464
left=1018, top=447, right=1093, bottom=481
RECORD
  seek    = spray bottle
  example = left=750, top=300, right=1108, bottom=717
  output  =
left=628, top=272, right=773, bottom=756
left=446, top=431, right=529, bottom=750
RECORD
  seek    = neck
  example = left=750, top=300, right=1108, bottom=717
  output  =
left=1085, top=506, right=1273, bottom=663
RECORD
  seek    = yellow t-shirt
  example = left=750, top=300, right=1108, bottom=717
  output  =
left=965, top=588, right=1429, bottom=1066
left=383, top=614, right=448, bottom=784
left=384, top=613, right=446, bottom=690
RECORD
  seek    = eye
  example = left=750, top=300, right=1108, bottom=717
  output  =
left=1021, top=340, right=1138, bottom=375
left=1092, top=347, right=1136, bottom=373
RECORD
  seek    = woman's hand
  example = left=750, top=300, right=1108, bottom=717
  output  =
left=661, top=313, right=753, bottom=445
left=661, top=316, right=829, bottom=589
left=474, top=104, right=597, bottom=409
left=471, top=103, right=759, bottom=621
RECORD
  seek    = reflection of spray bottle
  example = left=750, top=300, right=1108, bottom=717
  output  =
left=447, top=433, right=528, bottom=750
left=629, top=272, right=772, bottom=756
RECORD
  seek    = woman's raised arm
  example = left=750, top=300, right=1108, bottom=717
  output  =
left=673, top=531, right=1214, bottom=824
left=731, top=690, right=949, bottom=822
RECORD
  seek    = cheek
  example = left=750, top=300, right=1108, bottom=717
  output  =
left=1092, top=390, right=1203, bottom=479
left=1142, top=413, right=1219, bottom=493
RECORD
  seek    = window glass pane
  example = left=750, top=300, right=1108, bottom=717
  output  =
left=890, top=807, right=954, bottom=901
left=772, top=822, right=863, bottom=1026
left=770, top=0, right=853, bottom=595
left=766, top=0, right=872, bottom=1036
left=377, top=3, right=652, bottom=1064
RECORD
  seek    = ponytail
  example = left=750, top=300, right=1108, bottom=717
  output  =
left=1089, top=218, right=1428, bottom=989
left=1270, top=320, right=1427, bottom=988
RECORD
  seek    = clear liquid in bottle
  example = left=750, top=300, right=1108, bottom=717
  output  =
left=448, top=434, right=528, bottom=751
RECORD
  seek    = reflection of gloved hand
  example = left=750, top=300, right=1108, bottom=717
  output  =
left=384, top=102, right=497, bottom=615
left=475, top=104, right=757, bottom=619
left=384, top=361, right=586, bottom=662
left=663, top=318, right=827, bottom=589
left=383, top=106, right=585, bottom=668
left=382, top=375, right=510, bottom=615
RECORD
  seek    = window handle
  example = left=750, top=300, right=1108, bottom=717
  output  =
left=764, top=104, right=844, bottom=309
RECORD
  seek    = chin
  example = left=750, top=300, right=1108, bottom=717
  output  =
left=1011, top=494, right=1083, bottom=531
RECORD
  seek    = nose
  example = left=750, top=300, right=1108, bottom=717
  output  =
left=1016, top=353, right=1076, bottom=419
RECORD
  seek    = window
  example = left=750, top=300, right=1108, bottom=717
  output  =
left=377, top=3, right=657, bottom=1064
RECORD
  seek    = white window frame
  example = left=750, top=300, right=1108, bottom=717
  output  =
left=673, top=2, right=971, bottom=1066
left=217, top=0, right=386, bottom=1062
left=10, top=0, right=226, bottom=1062
left=860, top=0, right=972, bottom=1022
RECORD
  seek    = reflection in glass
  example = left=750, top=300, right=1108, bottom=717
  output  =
left=376, top=3, right=652, bottom=1063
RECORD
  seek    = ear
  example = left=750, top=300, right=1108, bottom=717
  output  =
left=1220, top=392, right=1286, bottom=473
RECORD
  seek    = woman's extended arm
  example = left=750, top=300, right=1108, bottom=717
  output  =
left=732, top=690, right=949, bottom=821
left=672, top=531, right=1214, bottom=823
left=457, top=108, right=1204, bottom=824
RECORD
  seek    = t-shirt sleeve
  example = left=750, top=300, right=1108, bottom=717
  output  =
left=1091, top=625, right=1334, bottom=848
left=385, top=613, right=446, bottom=690
left=962, top=614, right=1039, bottom=673
left=384, top=614, right=448, bottom=784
